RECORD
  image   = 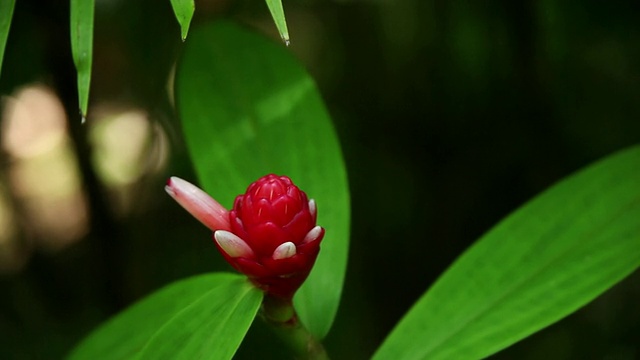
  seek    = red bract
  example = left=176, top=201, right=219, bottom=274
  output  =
left=165, top=174, right=324, bottom=300
left=217, top=175, right=324, bottom=299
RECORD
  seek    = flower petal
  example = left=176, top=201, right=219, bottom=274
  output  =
left=272, top=242, right=297, bottom=260
left=214, top=230, right=254, bottom=258
left=308, top=199, right=317, bottom=222
left=301, top=226, right=323, bottom=245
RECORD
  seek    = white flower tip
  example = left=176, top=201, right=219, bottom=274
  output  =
left=166, top=176, right=189, bottom=193
left=165, top=177, right=188, bottom=199
left=302, top=226, right=323, bottom=245
left=308, top=199, right=317, bottom=218
left=214, top=231, right=254, bottom=258
left=164, top=184, right=176, bottom=198
left=273, top=242, right=297, bottom=260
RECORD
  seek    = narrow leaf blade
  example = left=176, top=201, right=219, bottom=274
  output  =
left=265, top=0, right=289, bottom=45
left=0, top=0, right=16, bottom=79
left=70, top=0, right=94, bottom=118
left=374, top=145, right=640, bottom=360
left=68, top=273, right=263, bottom=360
left=170, top=0, right=195, bottom=41
left=175, top=20, right=350, bottom=339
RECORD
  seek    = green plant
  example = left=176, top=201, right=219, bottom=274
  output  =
left=1, top=3, right=638, bottom=359
left=68, top=20, right=639, bottom=360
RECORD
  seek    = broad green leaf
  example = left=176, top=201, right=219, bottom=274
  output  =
left=70, top=0, right=94, bottom=118
left=374, top=145, right=640, bottom=360
left=175, top=20, right=350, bottom=339
left=68, top=273, right=263, bottom=360
left=170, top=0, right=195, bottom=41
left=0, top=0, right=15, bottom=80
left=265, top=0, right=290, bottom=45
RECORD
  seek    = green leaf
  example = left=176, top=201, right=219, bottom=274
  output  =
left=70, top=0, right=94, bottom=118
left=170, top=0, right=195, bottom=41
left=68, top=273, right=263, bottom=360
left=175, top=20, right=350, bottom=339
left=265, top=0, right=290, bottom=45
left=0, top=0, right=15, bottom=80
left=373, top=145, right=640, bottom=360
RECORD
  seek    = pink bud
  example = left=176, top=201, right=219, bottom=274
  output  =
left=165, top=177, right=231, bottom=232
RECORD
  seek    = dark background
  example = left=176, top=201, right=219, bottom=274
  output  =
left=0, top=0, right=639, bottom=358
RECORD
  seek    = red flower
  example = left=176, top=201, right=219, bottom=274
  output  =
left=166, top=174, right=324, bottom=299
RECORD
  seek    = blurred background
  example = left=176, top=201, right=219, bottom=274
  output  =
left=1, top=0, right=639, bottom=358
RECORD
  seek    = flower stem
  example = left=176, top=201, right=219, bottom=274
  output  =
left=261, top=295, right=329, bottom=360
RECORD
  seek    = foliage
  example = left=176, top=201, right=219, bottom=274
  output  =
left=0, top=0, right=15, bottom=79
left=0, top=1, right=638, bottom=359
left=70, top=0, right=94, bottom=118
left=69, top=274, right=262, bottom=360
left=176, top=21, right=349, bottom=339
left=170, top=0, right=195, bottom=41
left=69, top=19, right=640, bottom=360
left=374, top=145, right=640, bottom=359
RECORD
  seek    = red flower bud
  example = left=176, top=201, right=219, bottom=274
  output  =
left=166, top=174, right=324, bottom=300
left=216, top=174, right=324, bottom=299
